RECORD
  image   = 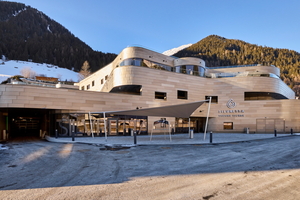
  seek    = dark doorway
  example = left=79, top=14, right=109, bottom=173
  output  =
left=12, top=116, right=41, bottom=137
left=6, top=109, right=50, bottom=139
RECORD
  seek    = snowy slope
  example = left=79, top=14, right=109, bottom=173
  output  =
left=0, top=59, right=79, bottom=83
left=162, top=44, right=193, bottom=56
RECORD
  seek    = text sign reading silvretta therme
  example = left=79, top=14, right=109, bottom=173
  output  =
left=218, top=110, right=245, bottom=117
left=218, top=114, right=244, bottom=117
left=218, top=99, right=245, bottom=117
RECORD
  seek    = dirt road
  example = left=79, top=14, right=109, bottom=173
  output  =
left=1, top=136, right=300, bottom=199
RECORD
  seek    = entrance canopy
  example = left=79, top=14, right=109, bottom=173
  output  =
left=90, top=100, right=207, bottom=118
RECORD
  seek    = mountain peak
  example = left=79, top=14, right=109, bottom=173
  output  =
left=162, top=44, right=193, bottom=56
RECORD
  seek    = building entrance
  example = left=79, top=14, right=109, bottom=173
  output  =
left=175, top=117, right=206, bottom=133
left=12, top=116, right=40, bottom=137
left=4, top=108, right=49, bottom=139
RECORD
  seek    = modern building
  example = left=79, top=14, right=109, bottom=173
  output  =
left=0, top=46, right=299, bottom=140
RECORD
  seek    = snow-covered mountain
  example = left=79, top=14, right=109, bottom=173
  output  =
left=162, top=44, right=193, bottom=56
left=0, top=59, right=79, bottom=83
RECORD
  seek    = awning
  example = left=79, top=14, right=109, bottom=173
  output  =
left=91, top=100, right=207, bottom=118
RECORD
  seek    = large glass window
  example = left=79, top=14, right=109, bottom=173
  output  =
left=110, top=85, right=142, bottom=95
left=120, top=58, right=172, bottom=71
left=186, top=65, right=194, bottom=75
left=175, top=65, right=206, bottom=77
left=119, top=58, right=207, bottom=77
left=244, top=92, right=288, bottom=100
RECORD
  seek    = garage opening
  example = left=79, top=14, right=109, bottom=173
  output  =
left=3, top=108, right=50, bottom=139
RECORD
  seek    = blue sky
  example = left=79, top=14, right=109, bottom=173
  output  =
left=10, top=0, right=300, bottom=54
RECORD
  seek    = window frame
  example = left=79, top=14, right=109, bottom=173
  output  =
left=205, top=96, right=218, bottom=103
left=223, top=122, right=233, bottom=130
left=155, top=91, right=167, bottom=100
left=177, top=90, right=188, bottom=100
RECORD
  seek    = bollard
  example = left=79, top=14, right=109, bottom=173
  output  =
left=72, top=130, right=75, bottom=141
left=134, top=131, right=137, bottom=145
left=55, top=129, right=58, bottom=139
left=274, top=129, right=277, bottom=137
left=190, top=129, right=194, bottom=139
left=291, top=128, right=293, bottom=135
left=210, top=131, right=213, bottom=143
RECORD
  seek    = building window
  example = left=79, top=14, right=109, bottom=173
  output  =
left=224, top=122, right=233, bottom=129
left=101, top=79, right=104, bottom=84
left=92, top=81, right=95, bottom=87
left=205, top=96, right=218, bottom=103
left=87, top=84, right=90, bottom=90
left=105, top=75, right=108, bottom=80
left=81, top=86, right=84, bottom=90
left=155, top=92, right=167, bottom=100
left=244, top=92, right=288, bottom=100
left=110, top=85, right=142, bottom=95
left=177, top=90, right=188, bottom=99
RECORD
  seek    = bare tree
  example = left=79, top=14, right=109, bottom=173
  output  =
left=57, top=74, right=62, bottom=81
left=78, top=60, right=91, bottom=80
left=20, top=67, right=37, bottom=78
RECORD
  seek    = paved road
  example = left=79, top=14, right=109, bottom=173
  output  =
left=1, top=136, right=300, bottom=199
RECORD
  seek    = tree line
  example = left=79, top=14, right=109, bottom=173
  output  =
left=174, top=35, right=300, bottom=96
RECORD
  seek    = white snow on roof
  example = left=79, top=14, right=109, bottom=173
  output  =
left=0, top=59, right=79, bottom=83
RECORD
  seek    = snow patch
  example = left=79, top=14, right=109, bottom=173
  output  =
left=47, top=25, right=52, bottom=33
left=12, top=7, right=26, bottom=17
left=0, top=145, right=8, bottom=150
left=0, top=59, right=79, bottom=83
left=162, top=44, right=193, bottom=56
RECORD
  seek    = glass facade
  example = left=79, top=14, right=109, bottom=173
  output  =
left=175, top=65, right=205, bottom=77
left=52, top=113, right=148, bottom=137
left=244, top=92, right=288, bottom=100
left=119, top=58, right=205, bottom=77
left=120, top=58, right=172, bottom=71
left=110, top=85, right=142, bottom=95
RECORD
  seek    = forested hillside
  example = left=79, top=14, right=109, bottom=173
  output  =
left=0, top=1, right=116, bottom=72
left=174, top=35, right=300, bottom=96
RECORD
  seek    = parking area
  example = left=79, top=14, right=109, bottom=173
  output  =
left=1, top=134, right=300, bottom=199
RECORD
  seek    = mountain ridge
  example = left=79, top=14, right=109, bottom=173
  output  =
left=0, top=1, right=117, bottom=72
left=173, top=35, right=300, bottom=96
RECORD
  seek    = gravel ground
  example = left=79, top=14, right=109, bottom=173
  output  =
left=1, top=136, right=300, bottom=199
